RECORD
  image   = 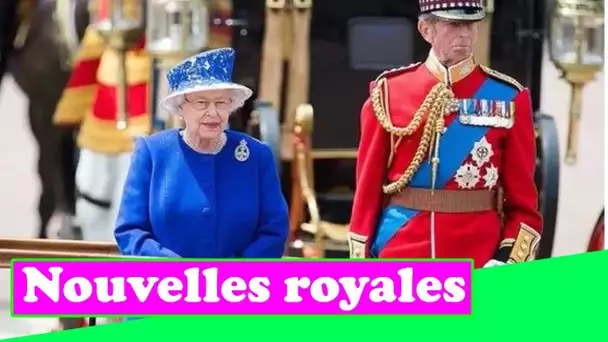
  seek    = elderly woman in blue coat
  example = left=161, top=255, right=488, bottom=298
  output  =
left=114, top=48, right=289, bottom=259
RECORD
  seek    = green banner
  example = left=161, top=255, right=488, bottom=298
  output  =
left=8, top=251, right=607, bottom=341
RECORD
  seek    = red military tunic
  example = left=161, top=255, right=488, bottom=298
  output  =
left=76, top=38, right=152, bottom=154
left=349, top=51, right=543, bottom=268
left=53, top=28, right=105, bottom=126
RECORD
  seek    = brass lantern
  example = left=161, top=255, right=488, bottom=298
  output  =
left=146, top=0, right=209, bottom=129
left=89, top=0, right=145, bottom=131
left=548, top=0, right=604, bottom=165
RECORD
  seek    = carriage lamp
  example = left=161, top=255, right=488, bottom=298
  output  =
left=146, top=0, right=209, bottom=128
left=146, top=0, right=209, bottom=59
left=89, top=0, right=145, bottom=131
left=548, top=0, right=604, bottom=165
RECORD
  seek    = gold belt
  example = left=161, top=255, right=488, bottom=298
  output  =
left=388, top=187, right=500, bottom=213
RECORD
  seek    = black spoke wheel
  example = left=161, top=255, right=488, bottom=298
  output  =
left=534, top=112, right=560, bottom=259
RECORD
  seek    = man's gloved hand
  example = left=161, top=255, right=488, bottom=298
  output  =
left=483, top=259, right=506, bottom=268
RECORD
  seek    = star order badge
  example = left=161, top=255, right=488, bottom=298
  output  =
left=234, top=139, right=250, bottom=162
left=471, top=137, right=494, bottom=166
left=483, top=164, right=499, bottom=189
left=454, top=163, right=481, bottom=189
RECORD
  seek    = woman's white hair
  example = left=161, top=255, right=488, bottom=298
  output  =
left=163, top=88, right=248, bottom=115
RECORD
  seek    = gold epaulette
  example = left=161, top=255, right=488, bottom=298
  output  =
left=374, top=62, right=421, bottom=83
left=479, top=65, right=524, bottom=91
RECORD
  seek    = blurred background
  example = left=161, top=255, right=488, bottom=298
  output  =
left=0, top=0, right=604, bottom=338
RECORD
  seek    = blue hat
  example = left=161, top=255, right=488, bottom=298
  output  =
left=160, top=48, right=253, bottom=112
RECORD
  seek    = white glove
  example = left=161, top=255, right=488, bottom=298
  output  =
left=483, top=259, right=506, bottom=268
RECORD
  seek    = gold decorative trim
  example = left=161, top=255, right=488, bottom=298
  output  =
left=348, top=232, right=367, bottom=259
left=77, top=113, right=151, bottom=154
left=508, top=223, right=541, bottom=263
left=371, top=70, right=454, bottom=194
left=372, top=78, right=424, bottom=137
left=53, top=85, right=98, bottom=126
left=479, top=65, right=524, bottom=91
left=97, top=49, right=152, bottom=86
left=373, top=63, right=421, bottom=83
left=425, top=51, right=476, bottom=84
left=499, top=238, right=515, bottom=249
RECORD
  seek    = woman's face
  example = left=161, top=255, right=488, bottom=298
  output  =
left=179, top=89, right=233, bottom=140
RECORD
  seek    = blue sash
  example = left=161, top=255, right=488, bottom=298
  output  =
left=370, top=78, right=518, bottom=256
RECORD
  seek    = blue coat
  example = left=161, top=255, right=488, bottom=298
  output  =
left=114, top=129, right=289, bottom=259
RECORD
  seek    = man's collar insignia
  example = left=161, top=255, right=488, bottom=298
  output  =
left=424, top=50, right=476, bottom=85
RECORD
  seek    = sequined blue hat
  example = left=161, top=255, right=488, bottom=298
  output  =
left=160, top=48, right=253, bottom=112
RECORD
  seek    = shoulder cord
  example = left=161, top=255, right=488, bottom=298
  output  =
left=371, top=77, right=454, bottom=194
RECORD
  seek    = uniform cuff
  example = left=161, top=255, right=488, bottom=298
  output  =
left=494, top=239, right=515, bottom=263
left=494, top=223, right=541, bottom=264
left=348, top=232, right=368, bottom=258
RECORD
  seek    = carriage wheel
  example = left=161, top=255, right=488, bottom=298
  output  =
left=534, top=113, right=560, bottom=259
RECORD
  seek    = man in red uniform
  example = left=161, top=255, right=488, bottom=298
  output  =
left=348, top=0, right=543, bottom=268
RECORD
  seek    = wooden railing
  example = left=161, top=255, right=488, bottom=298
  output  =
left=0, top=238, right=301, bottom=269
left=0, top=237, right=300, bottom=330
left=0, top=238, right=120, bottom=268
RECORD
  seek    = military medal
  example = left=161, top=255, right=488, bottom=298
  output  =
left=458, top=98, right=515, bottom=128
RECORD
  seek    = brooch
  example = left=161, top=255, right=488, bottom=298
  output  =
left=234, top=139, right=250, bottom=162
